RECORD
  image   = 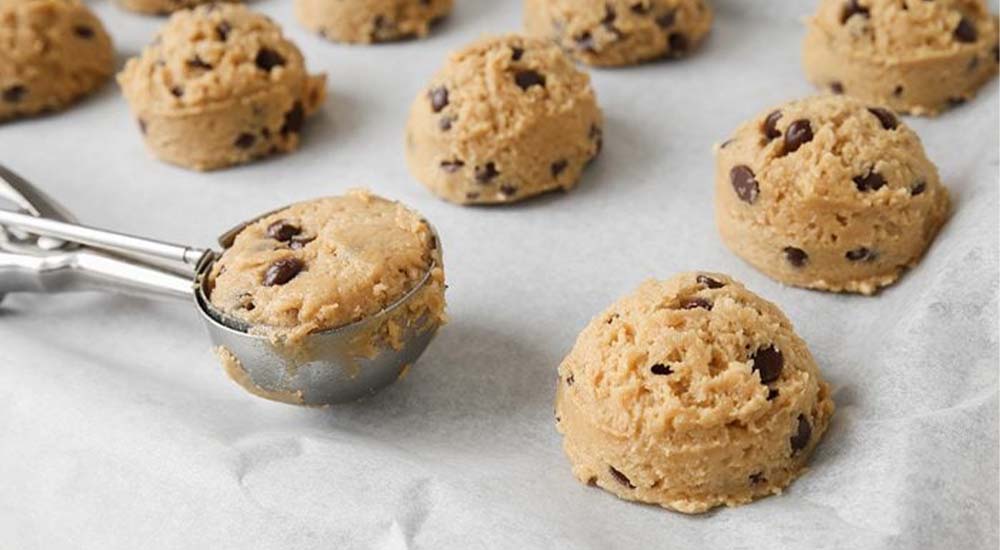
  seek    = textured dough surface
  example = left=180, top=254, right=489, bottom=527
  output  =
left=714, top=95, right=950, bottom=295
left=803, top=0, right=999, bottom=115
left=295, top=0, right=452, bottom=44
left=405, top=34, right=603, bottom=205
left=116, top=0, right=238, bottom=16
left=208, top=190, right=446, bottom=345
left=524, top=0, right=713, bottom=67
left=0, top=0, right=114, bottom=121
left=117, top=4, right=326, bottom=171
left=555, top=272, right=834, bottom=514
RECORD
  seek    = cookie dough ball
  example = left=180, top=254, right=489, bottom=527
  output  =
left=556, top=273, right=834, bottom=514
left=715, top=96, right=950, bottom=295
left=803, top=0, right=999, bottom=115
left=405, top=35, right=603, bottom=205
left=117, top=4, right=326, bottom=171
left=116, top=0, right=237, bottom=16
left=524, top=0, right=713, bottom=67
left=295, top=0, right=452, bottom=44
left=207, top=190, right=446, bottom=345
left=0, top=0, right=114, bottom=121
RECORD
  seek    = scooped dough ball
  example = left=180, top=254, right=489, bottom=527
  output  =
left=556, top=272, right=835, bottom=514
left=295, top=0, right=452, bottom=44
left=715, top=95, right=950, bottom=295
left=117, top=4, right=327, bottom=171
left=116, top=0, right=238, bottom=16
left=803, top=0, right=999, bottom=115
left=0, top=0, right=114, bottom=121
left=405, top=34, right=603, bottom=205
left=524, top=0, right=713, bottom=67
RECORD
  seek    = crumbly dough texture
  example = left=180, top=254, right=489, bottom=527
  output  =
left=803, top=0, right=999, bottom=115
left=524, top=0, right=713, bottom=67
left=556, top=272, right=834, bottom=514
left=405, top=34, right=603, bottom=205
left=208, top=190, right=446, bottom=345
left=116, top=0, right=238, bottom=16
left=295, top=0, right=453, bottom=44
left=715, top=95, right=950, bottom=295
left=0, top=0, right=114, bottom=121
left=117, top=4, right=326, bottom=171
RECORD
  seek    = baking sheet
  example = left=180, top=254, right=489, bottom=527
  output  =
left=1, top=0, right=997, bottom=548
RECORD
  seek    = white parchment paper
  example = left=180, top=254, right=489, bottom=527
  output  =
left=1, top=1, right=997, bottom=548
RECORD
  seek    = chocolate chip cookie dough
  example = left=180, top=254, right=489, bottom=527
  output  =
left=116, top=0, right=237, bottom=16
left=803, top=0, right=999, bottom=115
left=117, top=4, right=326, bottom=171
left=715, top=95, right=950, bottom=295
left=0, top=0, right=114, bottom=121
left=207, top=190, right=446, bottom=346
left=405, top=35, right=603, bottom=205
left=556, top=272, right=834, bottom=514
left=524, top=0, right=713, bottom=67
left=295, top=0, right=452, bottom=44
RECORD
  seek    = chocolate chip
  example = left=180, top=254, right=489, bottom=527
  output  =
left=783, top=119, right=814, bottom=154
left=667, top=32, right=688, bottom=53
left=730, top=165, right=760, bottom=204
left=551, top=159, right=568, bottom=177
left=589, top=124, right=603, bottom=155
left=993, top=44, right=999, bottom=63
left=656, top=9, right=676, bottom=28
left=893, top=85, right=904, bottom=97
left=650, top=363, right=673, bottom=375
left=575, top=32, right=596, bottom=52
left=499, top=184, right=518, bottom=197
left=602, top=5, right=617, bottom=25
left=465, top=191, right=480, bottom=200
left=763, top=110, right=782, bottom=141
left=910, top=180, right=926, bottom=195
left=609, top=466, right=635, bottom=489
left=475, top=162, right=499, bottom=183
left=831, top=81, right=844, bottom=94
left=790, top=414, right=812, bottom=452
left=2, top=85, right=25, bottom=103
left=566, top=374, right=574, bottom=385
left=751, top=346, right=783, bottom=384
left=281, top=101, right=305, bottom=135
left=438, top=116, right=454, bottom=131
left=234, top=133, right=256, bottom=149
left=255, top=48, right=285, bottom=71
left=511, top=46, right=524, bottom=61
left=428, top=86, right=448, bottom=112
left=840, top=0, right=869, bottom=24
left=784, top=247, right=808, bottom=267
left=680, top=297, right=712, bottom=310
left=867, top=107, right=898, bottom=130
left=845, top=247, right=875, bottom=262
left=515, top=70, right=546, bottom=90
left=263, top=258, right=303, bottom=286
left=947, top=96, right=967, bottom=107
left=187, top=56, right=212, bottom=70
left=138, top=118, right=147, bottom=134
left=697, top=274, right=724, bottom=289
left=73, top=25, right=94, bottom=38
left=631, top=3, right=651, bottom=15
left=954, top=17, right=977, bottom=43
left=170, top=85, right=184, bottom=98
left=216, top=21, right=231, bottom=41
left=853, top=170, right=886, bottom=192
left=440, top=159, right=464, bottom=173
left=267, top=220, right=301, bottom=242
left=767, top=388, right=780, bottom=400
left=749, top=472, right=766, bottom=484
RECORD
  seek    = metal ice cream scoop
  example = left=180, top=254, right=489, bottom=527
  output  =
left=0, top=165, right=441, bottom=406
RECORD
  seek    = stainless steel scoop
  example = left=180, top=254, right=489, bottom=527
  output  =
left=0, top=165, right=441, bottom=406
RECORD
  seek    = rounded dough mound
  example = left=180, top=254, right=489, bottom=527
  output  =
left=714, top=95, right=950, bottom=295
left=0, top=0, right=114, bottom=121
left=295, top=0, right=452, bottom=44
left=524, top=0, right=713, bottom=67
left=803, top=0, right=999, bottom=115
left=556, top=272, right=835, bottom=514
left=116, top=0, right=238, bottom=16
left=208, top=190, right=446, bottom=345
left=117, top=4, right=327, bottom=171
left=405, top=34, right=603, bottom=205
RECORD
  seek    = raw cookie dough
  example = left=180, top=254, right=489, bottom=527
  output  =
left=524, top=0, right=713, bottom=67
left=116, top=0, right=238, bottom=16
left=117, top=4, right=326, bottom=171
left=715, top=95, right=950, bottom=295
left=0, top=0, right=114, bottom=121
left=803, top=0, right=999, bottom=115
left=295, top=0, right=452, bottom=44
left=556, top=272, right=835, bottom=514
left=405, top=34, right=603, bottom=205
left=207, top=190, right=446, bottom=346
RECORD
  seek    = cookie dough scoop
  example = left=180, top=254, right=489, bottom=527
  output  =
left=556, top=272, right=834, bottom=514
left=295, top=0, right=453, bottom=44
left=0, top=166, right=446, bottom=406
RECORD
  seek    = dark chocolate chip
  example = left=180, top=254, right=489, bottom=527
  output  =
left=680, top=297, right=712, bottom=310
left=697, top=274, right=725, bottom=289
left=438, top=116, right=454, bottom=131
left=216, top=21, right=231, bottom=41
left=566, top=374, right=575, bottom=385
left=656, top=9, right=676, bottom=28
left=2, top=85, right=25, bottom=103
left=650, top=363, right=673, bottom=375
left=263, top=258, right=303, bottom=286
left=954, top=17, right=977, bottom=43
left=187, top=56, right=212, bottom=70
left=784, top=247, right=808, bottom=267
left=428, top=86, right=449, bottom=112
left=831, top=81, right=844, bottom=94
left=763, top=110, right=782, bottom=141
left=853, top=170, right=886, bottom=192
left=511, top=46, right=524, bottom=61
left=267, top=220, right=302, bottom=242
left=602, top=5, right=617, bottom=25
left=867, top=107, right=898, bottom=130
left=893, top=85, right=904, bottom=97
left=169, top=85, right=184, bottom=98
left=751, top=346, right=783, bottom=384
left=73, top=25, right=94, bottom=38
left=947, top=96, right=967, bottom=107
left=840, top=0, right=870, bottom=24
left=255, top=48, right=286, bottom=71
left=514, top=70, right=546, bottom=90
left=631, top=3, right=651, bottom=15
left=767, top=388, right=780, bottom=400
left=845, top=247, right=875, bottom=262
left=499, top=184, right=518, bottom=197
left=667, top=32, right=688, bottom=53
left=910, top=180, right=926, bottom=196
left=475, top=162, right=499, bottom=183
left=234, top=133, right=256, bottom=149
left=465, top=191, right=480, bottom=200
left=551, top=159, right=568, bottom=177
left=575, top=32, right=596, bottom=52
left=749, top=472, right=766, bottom=484
left=281, top=101, right=305, bottom=135
left=730, top=165, right=760, bottom=204
left=783, top=119, right=814, bottom=154
left=138, top=118, right=147, bottom=134
left=790, top=414, right=812, bottom=452
left=440, top=159, right=464, bottom=173
left=609, top=466, right=635, bottom=489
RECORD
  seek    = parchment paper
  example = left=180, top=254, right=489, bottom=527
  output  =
left=1, top=1, right=997, bottom=548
